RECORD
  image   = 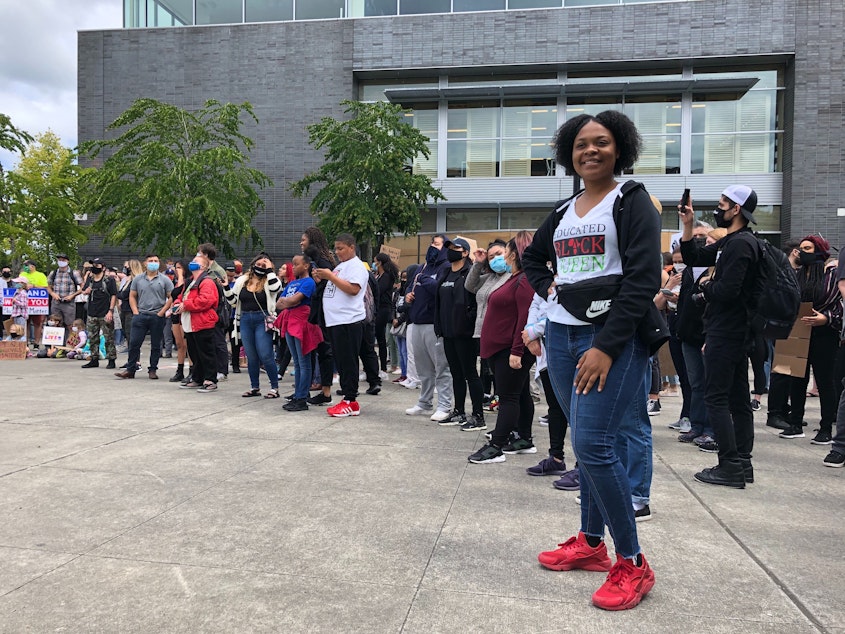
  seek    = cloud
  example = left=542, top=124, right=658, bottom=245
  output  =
left=0, top=0, right=122, bottom=169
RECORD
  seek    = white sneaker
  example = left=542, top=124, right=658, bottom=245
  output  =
left=538, top=415, right=549, bottom=426
left=378, top=370, right=389, bottom=380
left=406, top=405, right=433, bottom=416
left=430, top=409, right=451, bottom=422
left=359, top=372, right=367, bottom=381
left=217, top=372, right=228, bottom=381
left=402, top=379, right=421, bottom=389
left=391, top=368, right=402, bottom=375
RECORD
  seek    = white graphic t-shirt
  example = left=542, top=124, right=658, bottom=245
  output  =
left=547, top=184, right=623, bottom=325
left=323, top=256, right=369, bottom=327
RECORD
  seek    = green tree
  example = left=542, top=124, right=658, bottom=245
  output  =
left=0, top=113, right=34, bottom=266
left=81, top=98, right=271, bottom=258
left=290, top=100, right=445, bottom=249
left=1, top=130, right=87, bottom=269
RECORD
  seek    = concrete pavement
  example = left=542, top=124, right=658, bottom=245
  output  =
left=0, top=354, right=842, bottom=633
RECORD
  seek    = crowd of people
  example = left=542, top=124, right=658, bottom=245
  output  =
left=4, top=110, right=845, bottom=613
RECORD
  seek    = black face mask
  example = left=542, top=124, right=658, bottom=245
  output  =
left=1, top=271, right=10, bottom=279
left=798, top=251, right=819, bottom=267
left=252, top=265, right=270, bottom=277
left=91, top=266, right=103, bottom=274
left=713, top=207, right=734, bottom=229
left=692, top=236, right=707, bottom=250
left=446, top=249, right=464, bottom=263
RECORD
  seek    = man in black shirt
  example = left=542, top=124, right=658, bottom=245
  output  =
left=679, top=185, right=760, bottom=488
left=69, top=258, right=118, bottom=369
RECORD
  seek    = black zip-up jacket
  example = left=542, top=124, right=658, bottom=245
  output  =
left=522, top=180, right=668, bottom=360
left=674, top=266, right=707, bottom=348
left=433, top=260, right=477, bottom=339
left=680, top=227, right=758, bottom=341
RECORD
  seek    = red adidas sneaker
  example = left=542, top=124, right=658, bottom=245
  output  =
left=537, top=532, right=612, bottom=572
left=327, top=399, right=360, bottom=418
left=592, top=553, right=655, bottom=611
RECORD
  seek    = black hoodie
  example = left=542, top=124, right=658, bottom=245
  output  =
left=522, top=180, right=668, bottom=360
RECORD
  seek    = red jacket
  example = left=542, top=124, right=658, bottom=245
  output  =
left=179, top=275, right=219, bottom=331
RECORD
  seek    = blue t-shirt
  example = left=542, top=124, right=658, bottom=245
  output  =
left=283, top=276, right=316, bottom=306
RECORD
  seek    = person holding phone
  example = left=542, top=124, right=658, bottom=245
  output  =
left=679, top=185, right=761, bottom=488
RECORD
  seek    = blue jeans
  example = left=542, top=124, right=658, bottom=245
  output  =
left=396, top=336, right=407, bottom=376
left=681, top=341, right=713, bottom=437
left=240, top=311, right=278, bottom=390
left=545, top=320, right=647, bottom=559
left=286, top=334, right=311, bottom=400
left=615, top=372, right=652, bottom=507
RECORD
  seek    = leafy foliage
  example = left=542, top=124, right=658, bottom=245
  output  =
left=1, top=130, right=87, bottom=269
left=81, top=98, right=272, bottom=258
left=290, top=100, right=445, bottom=246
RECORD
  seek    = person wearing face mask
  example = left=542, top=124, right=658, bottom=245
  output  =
left=404, top=234, right=453, bottom=421
left=0, top=266, right=12, bottom=291
left=767, top=235, right=841, bottom=443
left=66, top=258, right=118, bottom=369
left=433, top=238, right=483, bottom=430
left=197, top=243, right=231, bottom=381
left=115, top=254, right=174, bottom=379
left=465, top=239, right=511, bottom=418
left=679, top=185, right=761, bottom=489
left=174, top=254, right=222, bottom=392
left=47, top=254, right=83, bottom=333
left=224, top=253, right=282, bottom=399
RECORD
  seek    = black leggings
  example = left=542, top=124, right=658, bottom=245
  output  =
left=374, top=306, right=391, bottom=372
left=443, top=336, right=484, bottom=416
left=488, top=347, right=535, bottom=447
left=540, top=368, right=568, bottom=461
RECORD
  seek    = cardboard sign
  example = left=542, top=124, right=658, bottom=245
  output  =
left=0, top=341, right=27, bottom=360
left=42, top=326, right=65, bottom=346
left=771, top=302, right=813, bottom=376
left=379, top=244, right=401, bottom=265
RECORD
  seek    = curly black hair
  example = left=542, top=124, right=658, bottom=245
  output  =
left=553, top=110, right=642, bottom=176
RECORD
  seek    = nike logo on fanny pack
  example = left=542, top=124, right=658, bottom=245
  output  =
left=585, top=300, right=613, bottom=319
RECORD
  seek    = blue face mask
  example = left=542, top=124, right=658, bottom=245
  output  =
left=188, top=262, right=201, bottom=272
left=489, top=255, right=510, bottom=274
left=425, top=245, right=439, bottom=264
left=147, top=261, right=160, bottom=272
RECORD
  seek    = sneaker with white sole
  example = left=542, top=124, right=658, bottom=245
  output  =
left=405, top=404, right=433, bottom=416
left=502, top=438, right=537, bottom=454
left=668, top=417, right=691, bottom=432
left=538, top=414, right=549, bottom=426
left=647, top=399, right=661, bottom=416
left=460, top=413, right=487, bottom=432
left=437, top=410, right=466, bottom=426
left=430, top=409, right=452, bottom=423
left=327, top=399, right=360, bottom=417
left=467, top=443, right=505, bottom=464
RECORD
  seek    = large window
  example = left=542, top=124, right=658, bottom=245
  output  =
left=691, top=71, right=782, bottom=174
left=400, top=0, right=451, bottom=14
left=404, top=105, right=439, bottom=179
left=447, top=100, right=556, bottom=178
left=245, top=0, right=293, bottom=22
left=296, top=0, right=345, bottom=19
left=445, top=206, right=554, bottom=232
left=196, top=0, right=242, bottom=24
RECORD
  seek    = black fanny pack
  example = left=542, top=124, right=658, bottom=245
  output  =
left=554, top=274, right=623, bottom=324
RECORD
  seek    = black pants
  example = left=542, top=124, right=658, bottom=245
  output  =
left=359, top=322, right=380, bottom=387
left=214, top=321, right=228, bottom=376
left=443, top=336, right=484, bottom=416
left=703, top=335, right=754, bottom=466
left=540, top=368, right=568, bottom=461
left=316, top=337, right=334, bottom=388
left=668, top=332, right=691, bottom=418
left=748, top=332, right=770, bottom=395
left=480, top=357, right=494, bottom=395
left=330, top=321, right=364, bottom=401
left=185, top=328, right=217, bottom=384
left=649, top=355, right=661, bottom=394
left=374, top=306, right=391, bottom=371
left=120, top=311, right=134, bottom=349
left=488, top=347, right=534, bottom=447
left=127, top=313, right=165, bottom=373
left=768, top=326, right=839, bottom=430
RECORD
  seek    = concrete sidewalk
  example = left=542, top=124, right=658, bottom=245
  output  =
left=0, top=356, right=841, bottom=633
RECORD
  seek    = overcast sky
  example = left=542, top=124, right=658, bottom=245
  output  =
left=0, top=0, right=122, bottom=170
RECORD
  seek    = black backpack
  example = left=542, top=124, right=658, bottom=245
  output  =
left=748, top=237, right=801, bottom=339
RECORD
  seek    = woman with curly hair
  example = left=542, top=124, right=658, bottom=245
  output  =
left=523, top=111, right=664, bottom=610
